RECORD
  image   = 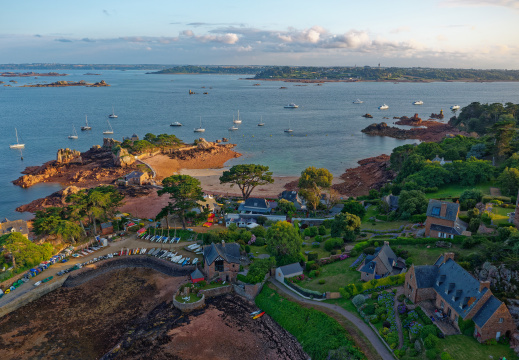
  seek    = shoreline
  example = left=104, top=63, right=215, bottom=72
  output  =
left=243, top=77, right=517, bottom=84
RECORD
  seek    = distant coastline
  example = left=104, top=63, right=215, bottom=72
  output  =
left=1, top=72, right=68, bottom=77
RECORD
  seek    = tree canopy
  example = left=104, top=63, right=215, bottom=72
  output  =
left=341, top=200, right=366, bottom=218
left=266, top=221, right=302, bottom=266
left=219, top=164, right=274, bottom=200
left=0, top=232, right=54, bottom=270
left=398, top=190, right=428, bottom=219
left=330, top=212, right=361, bottom=241
left=298, top=167, right=333, bottom=189
left=158, top=175, right=205, bottom=229
left=277, top=199, right=297, bottom=215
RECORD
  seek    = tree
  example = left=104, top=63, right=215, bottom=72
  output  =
left=398, top=190, right=428, bottom=217
left=341, top=200, right=366, bottom=218
left=158, top=175, right=205, bottom=229
left=466, top=143, right=486, bottom=159
left=323, top=188, right=341, bottom=212
left=277, top=199, right=296, bottom=215
left=298, top=166, right=333, bottom=189
left=266, top=221, right=302, bottom=266
left=219, top=164, right=274, bottom=200
left=330, top=212, right=361, bottom=241
left=0, top=232, right=53, bottom=271
left=492, top=120, right=516, bottom=158
left=299, top=185, right=321, bottom=214
left=497, top=167, right=519, bottom=196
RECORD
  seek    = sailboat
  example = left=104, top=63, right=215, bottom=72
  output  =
left=108, top=106, right=118, bottom=118
left=81, top=115, right=91, bottom=131
left=258, top=116, right=265, bottom=126
left=103, top=120, right=114, bottom=134
left=353, top=99, right=364, bottom=104
left=233, top=110, right=242, bottom=124
left=194, top=117, right=205, bottom=132
left=229, top=122, right=239, bottom=131
left=284, top=118, right=293, bottom=133
left=68, top=125, right=78, bottom=139
left=9, top=128, right=25, bottom=149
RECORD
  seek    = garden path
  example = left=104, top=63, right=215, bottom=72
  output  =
left=269, top=278, right=396, bottom=360
left=393, top=287, right=405, bottom=349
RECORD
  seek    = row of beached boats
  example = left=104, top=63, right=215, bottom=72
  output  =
left=140, top=232, right=182, bottom=244
left=119, top=246, right=198, bottom=266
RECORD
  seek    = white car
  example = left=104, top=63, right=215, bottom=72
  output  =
left=34, top=281, right=42, bottom=286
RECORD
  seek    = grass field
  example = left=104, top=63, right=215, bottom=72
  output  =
left=301, top=241, right=333, bottom=259
left=395, top=243, right=474, bottom=266
left=425, top=182, right=493, bottom=200
left=360, top=220, right=409, bottom=231
left=439, top=335, right=517, bottom=360
left=302, top=257, right=361, bottom=292
left=249, top=245, right=270, bottom=257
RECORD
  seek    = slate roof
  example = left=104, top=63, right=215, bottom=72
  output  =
left=280, top=190, right=300, bottom=203
left=191, top=268, right=205, bottom=280
left=100, top=222, right=113, bottom=229
left=203, top=242, right=241, bottom=265
left=360, top=244, right=405, bottom=276
left=360, top=260, right=376, bottom=274
left=125, top=171, right=145, bottom=180
left=414, top=265, right=439, bottom=289
left=430, top=224, right=462, bottom=235
left=278, top=262, right=304, bottom=277
left=473, top=295, right=502, bottom=328
left=383, top=195, right=399, bottom=210
left=433, top=259, right=488, bottom=320
left=426, top=200, right=459, bottom=222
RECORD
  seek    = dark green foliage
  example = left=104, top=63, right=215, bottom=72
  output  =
left=457, top=318, right=475, bottom=336
left=420, top=325, right=439, bottom=339
left=307, top=252, right=318, bottom=261
left=498, top=167, right=519, bottom=196
left=244, top=245, right=251, bottom=253
left=424, top=334, right=439, bottom=349
left=240, top=258, right=275, bottom=284
left=363, top=304, right=376, bottom=315
left=331, top=212, right=361, bottom=239
left=0, top=232, right=54, bottom=270
left=324, top=238, right=343, bottom=251
left=398, top=190, right=428, bottom=217
left=255, top=286, right=366, bottom=360
left=341, top=200, right=366, bottom=218
left=256, top=216, right=268, bottom=226
left=266, top=221, right=302, bottom=266
left=219, top=164, right=274, bottom=200
left=318, top=225, right=326, bottom=235
left=460, top=189, right=484, bottom=203
left=468, top=218, right=481, bottom=233
left=425, top=349, right=439, bottom=360
left=277, top=199, right=297, bottom=214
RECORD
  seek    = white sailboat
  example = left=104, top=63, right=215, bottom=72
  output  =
left=81, top=115, right=91, bottom=131
left=353, top=99, right=364, bottom=104
left=194, top=117, right=205, bottom=132
left=258, top=116, right=265, bottom=126
left=103, top=120, right=114, bottom=134
left=9, top=128, right=25, bottom=149
left=284, top=118, right=293, bottom=133
left=68, top=125, right=78, bottom=139
left=233, top=110, right=242, bottom=124
left=108, top=106, right=118, bottom=118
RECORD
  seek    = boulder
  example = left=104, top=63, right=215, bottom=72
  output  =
left=113, top=147, right=135, bottom=167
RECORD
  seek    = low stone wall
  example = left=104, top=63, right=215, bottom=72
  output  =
left=233, top=274, right=269, bottom=301
left=0, top=277, right=67, bottom=318
left=63, top=256, right=193, bottom=288
left=326, top=292, right=341, bottom=299
left=173, top=293, right=205, bottom=312
left=200, top=285, right=232, bottom=298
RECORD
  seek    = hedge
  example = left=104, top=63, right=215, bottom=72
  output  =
left=351, top=236, right=465, bottom=255
left=482, top=195, right=512, bottom=204
left=339, top=274, right=405, bottom=297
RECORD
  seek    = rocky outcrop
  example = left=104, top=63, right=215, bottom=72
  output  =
left=396, top=114, right=422, bottom=126
left=361, top=121, right=469, bottom=142
left=430, top=110, right=444, bottom=119
left=16, top=186, right=82, bottom=213
left=56, top=148, right=82, bottom=164
left=103, top=138, right=120, bottom=149
left=332, top=154, right=395, bottom=196
left=362, top=113, right=373, bottom=118
left=113, top=147, right=135, bottom=167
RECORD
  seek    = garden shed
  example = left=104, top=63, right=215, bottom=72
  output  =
left=191, top=268, right=205, bottom=283
left=275, top=263, right=304, bottom=283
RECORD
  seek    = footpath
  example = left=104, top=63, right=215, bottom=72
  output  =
left=269, top=278, right=395, bottom=360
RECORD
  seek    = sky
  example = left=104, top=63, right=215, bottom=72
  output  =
left=1, top=0, right=519, bottom=68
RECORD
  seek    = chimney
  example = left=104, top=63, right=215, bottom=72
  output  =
left=479, top=281, right=490, bottom=292
left=383, top=241, right=389, bottom=246
left=440, top=203, right=448, bottom=217
left=221, top=240, right=225, bottom=247
left=443, top=252, right=455, bottom=264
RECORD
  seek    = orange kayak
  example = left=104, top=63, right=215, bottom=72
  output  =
left=253, top=311, right=265, bottom=319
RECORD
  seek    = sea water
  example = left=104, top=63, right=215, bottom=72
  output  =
left=1, top=70, right=518, bottom=219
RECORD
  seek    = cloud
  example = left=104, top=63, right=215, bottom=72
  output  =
left=440, top=0, right=519, bottom=9
left=180, top=30, right=239, bottom=44
left=34, top=34, right=42, bottom=38
left=186, top=22, right=245, bottom=27
left=103, top=9, right=110, bottom=16
left=81, top=38, right=95, bottom=42
left=55, top=38, right=73, bottom=43
left=120, top=36, right=179, bottom=44
left=390, top=26, right=411, bottom=34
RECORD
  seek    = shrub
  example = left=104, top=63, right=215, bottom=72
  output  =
left=331, top=250, right=337, bottom=255
left=352, top=294, right=366, bottom=308
left=397, top=294, right=406, bottom=302
left=318, top=279, right=325, bottom=284
left=309, top=270, right=318, bottom=278
left=420, top=325, right=438, bottom=339
left=304, top=228, right=312, bottom=237
left=426, top=349, right=439, bottom=360
left=240, top=258, right=275, bottom=284
left=307, top=252, right=318, bottom=262
left=324, top=237, right=343, bottom=251
left=309, top=226, right=319, bottom=237
left=440, top=352, right=454, bottom=360
left=363, top=304, right=376, bottom=315
left=484, top=339, right=497, bottom=345
left=312, top=243, right=320, bottom=248
left=244, top=245, right=251, bottom=253
left=318, top=225, right=326, bottom=235
left=424, top=334, right=439, bottom=349
left=314, top=235, right=323, bottom=243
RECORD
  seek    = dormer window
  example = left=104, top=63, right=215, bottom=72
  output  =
left=445, top=282, right=455, bottom=294
left=431, top=207, right=441, bottom=216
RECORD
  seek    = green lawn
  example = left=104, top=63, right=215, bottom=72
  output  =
left=440, top=335, right=517, bottom=360
left=360, top=220, right=409, bottom=231
left=396, top=243, right=473, bottom=266
left=175, top=293, right=201, bottom=303
left=301, top=241, right=333, bottom=259
left=425, top=181, right=493, bottom=200
left=362, top=205, right=379, bottom=222
left=491, top=206, right=513, bottom=225
left=301, top=257, right=361, bottom=292
left=249, top=245, right=270, bottom=257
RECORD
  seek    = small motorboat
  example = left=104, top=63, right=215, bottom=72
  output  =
left=250, top=310, right=262, bottom=316
left=353, top=99, right=363, bottom=104
left=170, top=122, right=182, bottom=127
left=413, top=100, right=424, bottom=105
left=378, top=104, right=389, bottom=110
left=450, top=105, right=460, bottom=110
left=229, top=125, right=239, bottom=131
left=284, top=103, right=299, bottom=109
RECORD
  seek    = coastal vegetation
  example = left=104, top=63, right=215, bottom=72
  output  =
left=255, top=285, right=366, bottom=360
left=298, top=166, right=334, bottom=214
left=120, top=133, right=183, bottom=154
left=148, top=65, right=265, bottom=75
left=219, top=164, right=274, bottom=200
left=254, top=66, right=519, bottom=82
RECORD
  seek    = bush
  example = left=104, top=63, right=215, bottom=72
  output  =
left=324, top=237, right=343, bottom=251
left=314, top=235, right=323, bottom=243
left=245, top=245, right=251, bottom=253
left=309, top=226, right=318, bottom=237
left=318, top=225, right=326, bottom=235
left=420, top=325, right=438, bottom=339
left=440, top=352, right=454, bottom=360
left=424, top=334, right=439, bottom=349
left=309, top=270, right=318, bottom=278
left=240, top=258, right=275, bottom=284
left=318, top=279, right=326, bottom=284
left=426, top=349, right=439, bottom=360
left=363, top=304, right=376, bottom=315
left=307, top=252, right=318, bottom=261
left=304, top=228, right=312, bottom=237
left=411, top=214, right=427, bottom=223
left=352, top=294, right=366, bottom=308
left=398, top=294, right=406, bottom=302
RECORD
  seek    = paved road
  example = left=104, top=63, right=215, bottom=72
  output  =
left=269, top=279, right=395, bottom=360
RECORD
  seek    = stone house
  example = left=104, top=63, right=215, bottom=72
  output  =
left=238, top=197, right=272, bottom=214
left=358, top=242, right=406, bottom=281
left=404, top=253, right=516, bottom=342
left=0, top=218, right=29, bottom=238
left=203, top=241, right=241, bottom=282
left=118, top=170, right=149, bottom=186
left=100, top=222, right=114, bottom=235
left=279, top=190, right=306, bottom=211
left=425, top=200, right=467, bottom=238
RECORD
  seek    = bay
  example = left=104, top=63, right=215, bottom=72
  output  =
left=1, top=70, right=518, bottom=219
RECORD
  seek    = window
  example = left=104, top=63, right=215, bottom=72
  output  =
left=215, top=260, right=224, bottom=272
left=410, top=274, right=413, bottom=280
left=499, top=318, right=504, bottom=323
left=431, top=207, right=441, bottom=216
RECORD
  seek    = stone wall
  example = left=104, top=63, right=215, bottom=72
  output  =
left=199, top=285, right=233, bottom=298
left=326, top=292, right=341, bottom=299
left=0, top=277, right=67, bottom=318
left=173, top=293, right=205, bottom=312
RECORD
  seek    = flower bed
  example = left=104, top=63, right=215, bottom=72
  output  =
left=378, top=292, right=397, bottom=332
left=402, top=310, right=423, bottom=336
left=349, top=253, right=366, bottom=269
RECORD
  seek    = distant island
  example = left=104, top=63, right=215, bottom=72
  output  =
left=20, top=80, right=110, bottom=88
left=253, top=66, right=519, bottom=82
left=147, top=65, right=265, bottom=75
left=0, top=72, right=68, bottom=77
